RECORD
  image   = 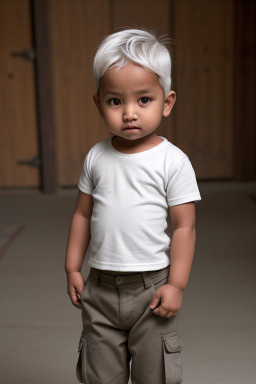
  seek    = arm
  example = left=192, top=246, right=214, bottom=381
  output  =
left=65, top=191, right=93, bottom=309
left=150, top=202, right=196, bottom=318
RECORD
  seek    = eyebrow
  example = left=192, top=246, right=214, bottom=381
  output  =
left=102, top=89, right=154, bottom=97
left=102, top=91, right=122, bottom=97
left=135, top=89, right=154, bottom=94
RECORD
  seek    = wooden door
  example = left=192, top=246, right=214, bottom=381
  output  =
left=112, top=0, right=234, bottom=179
left=0, top=0, right=237, bottom=189
left=49, top=0, right=175, bottom=186
left=0, top=0, right=39, bottom=187
left=48, top=0, right=235, bottom=185
left=49, top=0, right=111, bottom=186
left=173, top=0, right=234, bottom=178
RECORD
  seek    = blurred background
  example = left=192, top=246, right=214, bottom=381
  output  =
left=0, top=1, right=256, bottom=384
left=0, top=0, right=255, bottom=192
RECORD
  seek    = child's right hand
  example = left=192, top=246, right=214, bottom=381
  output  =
left=66, top=271, right=85, bottom=310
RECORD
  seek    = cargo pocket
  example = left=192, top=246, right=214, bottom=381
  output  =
left=162, top=332, right=183, bottom=384
left=76, top=331, right=87, bottom=383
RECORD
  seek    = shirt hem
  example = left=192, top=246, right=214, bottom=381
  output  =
left=168, top=193, right=201, bottom=206
left=88, top=259, right=170, bottom=272
left=78, top=184, right=94, bottom=194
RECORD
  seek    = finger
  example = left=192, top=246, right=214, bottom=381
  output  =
left=151, top=301, right=161, bottom=311
left=152, top=306, right=167, bottom=318
left=150, top=294, right=160, bottom=309
left=71, top=295, right=82, bottom=310
left=163, top=311, right=176, bottom=318
left=70, top=291, right=81, bottom=306
left=163, top=311, right=175, bottom=319
left=153, top=306, right=177, bottom=319
left=76, top=283, right=85, bottom=300
left=152, top=307, right=161, bottom=316
left=73, top=301, right=82, bottom=310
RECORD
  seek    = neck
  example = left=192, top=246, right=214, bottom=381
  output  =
left=112, top=133, right=163, bottom=154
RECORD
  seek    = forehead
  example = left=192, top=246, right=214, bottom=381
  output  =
left=99, top=61, right=162, bottom=95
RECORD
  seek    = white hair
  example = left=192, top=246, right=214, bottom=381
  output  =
left=93, top=29, right=172, bottom=96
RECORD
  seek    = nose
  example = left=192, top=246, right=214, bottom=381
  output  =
left=123, top=104, right=138, bottom=121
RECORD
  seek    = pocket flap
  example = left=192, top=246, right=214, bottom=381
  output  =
left=78, top=331, right=87, bottom=352
left=162, top=333, right=182, bottom=353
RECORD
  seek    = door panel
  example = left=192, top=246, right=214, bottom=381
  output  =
left=49, top=0, right=235, bottom=185
left=49, top=0, right=111, bottom=186
left=173, top=0, right=234, bottom=178
left=0, top=0, right=39, bottom=187
left=112, top=0, right=171, bottom=37
left=49, top=0, right=175, bottom=186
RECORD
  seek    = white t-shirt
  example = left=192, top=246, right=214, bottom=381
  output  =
left=78, top=136, right=201, bottom=272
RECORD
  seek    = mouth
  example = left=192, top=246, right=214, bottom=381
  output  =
left=122, top=126, right=140, bottom=131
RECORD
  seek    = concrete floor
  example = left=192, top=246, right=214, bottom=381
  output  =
left=0, top=181, right=256, bottom=384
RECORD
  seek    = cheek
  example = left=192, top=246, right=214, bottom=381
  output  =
left=103, top=110, right=120, bottom=126
left=147, top=106, right=164, bottom=125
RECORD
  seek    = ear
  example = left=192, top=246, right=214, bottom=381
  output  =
left=93, top=93, right=104, bottom=117
left=163, top=91, right=176, bottom=117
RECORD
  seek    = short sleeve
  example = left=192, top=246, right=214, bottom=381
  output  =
left=166, top=156, right=201, bottom=206
left=78, top=155, right=94, bottom=194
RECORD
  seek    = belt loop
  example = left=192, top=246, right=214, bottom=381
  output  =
left=92, top=269, right=99, bottom=286
left=141, top=272, right=152, bottom=289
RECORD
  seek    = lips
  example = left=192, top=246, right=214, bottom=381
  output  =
left=122, top=126, right=140, bottom=130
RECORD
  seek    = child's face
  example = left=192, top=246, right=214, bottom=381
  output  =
left=94, top=61, right=175, bottom=143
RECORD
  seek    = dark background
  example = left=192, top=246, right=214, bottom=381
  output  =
left=0, top=0, right=255, bottom=192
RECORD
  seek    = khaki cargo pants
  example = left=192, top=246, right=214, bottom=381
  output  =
left=76, top=266, right=183, bottom=384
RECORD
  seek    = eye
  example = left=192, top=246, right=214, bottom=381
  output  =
left=139, top=97, right=150, bottom=105
left=108, top=98, right=121, bottom=106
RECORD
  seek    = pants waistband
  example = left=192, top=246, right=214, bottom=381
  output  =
left=89, top=266, right=170, bottom=288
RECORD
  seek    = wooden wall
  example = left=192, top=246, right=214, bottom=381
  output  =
left=234, top=0, right=256, bottom=180
left=173, top=0, right=234, bottom=178
left=0, top=0, right=39, bottom=187
left=48, top=0, right=176, bottom=186
left=49, top=0, right=235, bottom=186
left=49, top=1, right=110, bottom=186
left=0, top=0, right=254, bottom=189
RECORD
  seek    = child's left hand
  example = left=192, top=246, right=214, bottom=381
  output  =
left=150, top=284, right=183, bottom=318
